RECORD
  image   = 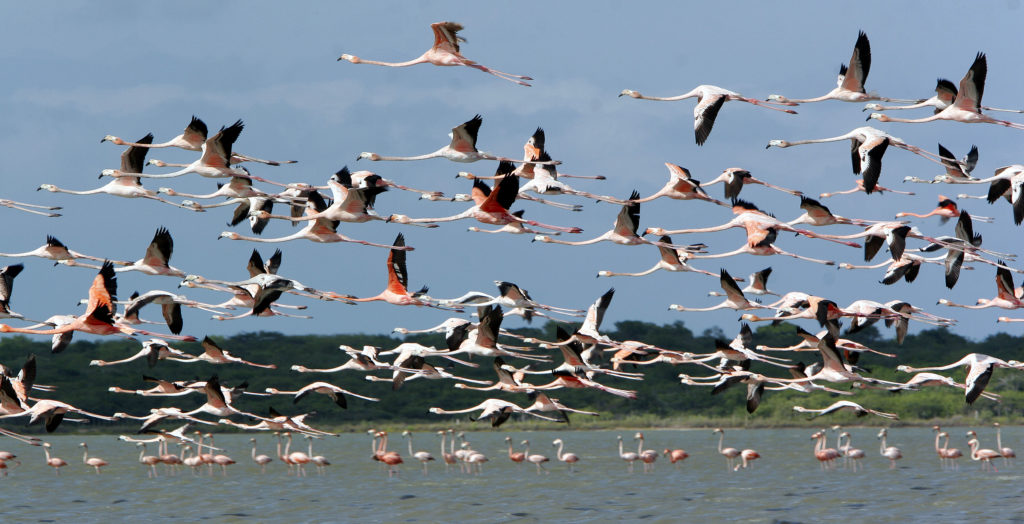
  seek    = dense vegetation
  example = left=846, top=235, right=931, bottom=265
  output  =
left=3, top=319, right=1022, bottom=434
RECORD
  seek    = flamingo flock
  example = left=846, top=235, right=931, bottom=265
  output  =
left=0, top=22, right=1021, bottom=486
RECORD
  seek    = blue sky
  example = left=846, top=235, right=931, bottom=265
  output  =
left=3, top=1, right=1024, bottom=343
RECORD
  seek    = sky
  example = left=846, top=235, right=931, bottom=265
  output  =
left=2, top=1, right=1024, bottom=344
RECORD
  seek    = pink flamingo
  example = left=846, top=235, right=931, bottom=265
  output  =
left=339, top=22, right=532, bottom=86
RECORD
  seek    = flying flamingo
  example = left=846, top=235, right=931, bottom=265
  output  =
left=345, top=234, right=454, bottom=308
left=877, top=428, right=903, bottom=469
left=865, top=78, right=1024, bottom=114
left=534, top=190, right=703, bottom=250
left=41, top=443, right=67, bottom=475
left=895, top=196, right=992, bottom=224
left=627, top=163, right=727, bottom=207
left=0, top=196, right=60, bottom=217
left=389, top=170, right=581, bottom=234
left=428, top=398, right=560, bottom=427
left=218, top=190, right=408, bottom=249
left=339, top=21, right=532, bottom=86
left=0, top=262, right=196, bottom=342
left=939, top=262, right=1024, bottom=313
left=819, top=178, right=915, bottom=199
left=100, top=121, right=280, bottom=185
left=358, top=115, right=554, bottom=164
left=552, top=439, right=580, bottom=472
left=701, top=168, right=802, bottom=200
left=616, top=435, right=639, bottom=473
left=61, top=227, right=186, bottom=278
left=669, top=268, right=776, bottom=313
left=707, top=267, right=776, bottom=297
left=0, top=235, right=130, bottom=266
left=868, top=53, right=1024, bottom=130
left=768, top=31, right=914, bottom=105
left=619, top=85, right=796, bottom=145
left=79, top=442, right=109, bottom=474
left=102, top=115, right=295, bottom=165
left=597, top=235, right=719, bottom=278
left=767, top=126, right=943, bottom=193
left=250, top=438, right=273, bottom=473
left=995, top=422, right=1016, bottom=467
left=904, top=144, right=980, bottom=184
left=792, top=400, right=899, bottom=420
left=38, top=134, right=200, bottom=211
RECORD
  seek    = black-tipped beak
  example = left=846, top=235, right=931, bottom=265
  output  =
left=764, top=144, right=771, bottom=149
left=865, top=116, right=872, bottom=121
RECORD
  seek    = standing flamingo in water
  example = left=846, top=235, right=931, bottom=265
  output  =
left=402, top=431, right=434, bottom=475
left=250, top=438, right=272, bottom=473
left=41, top=443, right=67, bottom=475
left=995, top=423, right=1015, bottom=467
left=616, top=435, right=639, bottom=472
left=552, top=439, right=580, bottom=472
left=877, top=428, right=902, bottom=469
left=338, top=22, right=532, bottom=86
left=505, top=436, right=525, bottom=465
left=712, top=428, right=741, bottom=470
left=79, top=442, right=109, bottom=474
left=966, top=436, right=1002, bottom=472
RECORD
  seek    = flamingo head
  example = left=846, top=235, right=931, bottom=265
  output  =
left=218, top=232, right=240, bottom=240
left=147, top=159, right=169, bottom=167
left=766, top=94, right=790, bottom=103
left=866, top=112, right=888, bottom=122
left=618, top=89, right=641, bottom=98
left=596, top=271, right=611, bottom=278
left=338, top=54, right=360, bottom=63
left=357, top=152, right=380, bottom=161
left=100, top=134, right=123, bottom=144
left=863, top=103, right=883, bottom=111
left=765, top=139, right=790, bottom=149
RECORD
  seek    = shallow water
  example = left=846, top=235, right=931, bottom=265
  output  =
left=2, top=427, right=1022, bottom=522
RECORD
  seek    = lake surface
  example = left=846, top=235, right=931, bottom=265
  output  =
left=1, top=426, right=1022, bottom=523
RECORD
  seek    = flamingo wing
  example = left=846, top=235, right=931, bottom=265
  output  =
left=613, top=192, right=642, bottom=236
left=693, top=94, right=726, bottom=146
left=582, top=288, right=614, bottom=333
left=839, top=31, right=870, bottom=93
left=859, top=136, right=889, bottom=193
left=120, top=133, right=154, bottom=174
left=953, top=53, right=986, bottom=113
left=386, top=234, right=410, bottom=294
left=84, top=261, right=118, bottom=324
left=431, top=21, right=464, bottom=53
left=143, top=227, right=174, bottom=267
left=449, top=115, right=482, bottom=153
left=182, top=116, right=209, bottom=148
left=201, top=120, right=243, bottom=169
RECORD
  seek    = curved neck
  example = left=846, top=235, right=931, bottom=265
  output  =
left=935, top=432, right=942, bottom=452
left=555, top=441, right=565, bottom=460
left=717, top=432, right=725, bottom=453
left=137, top=445, right=145, bottom=463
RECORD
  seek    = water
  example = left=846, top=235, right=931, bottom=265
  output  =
left=2, top=427, right=1022, bottom=522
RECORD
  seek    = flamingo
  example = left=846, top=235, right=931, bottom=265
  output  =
left=700, top=167, right=802, bottom=200
left=939, top=262, right=1024, bottom=313
left=285, top=432, right=311, bottom=477
left=0, top=235, right=129, bottom=266
left=102, top=115, right=295, bottom=165
left=389, top=170, right=581, bottom=234
left=439, top=431, right=457, bottom=472
left=995, top=422, right=1016, bottom=467
left=521, top=440, right=549, bottom=474
left=619, top=85, right=796, bottom=145
left=41, top=446, right=71, bottom=477
left=895, top=196, right=992, bottom=224
left=120, top=290, right=225, bottom=335
left=865, top=78, right=1024, bottom=114
left=877, top=428, right=903, bottom=469
left=358, top=115, right=554, bottom=164
left=137, top=442, right=161, bottom=477
left=345, top=234, right=451, bottom=308
left=373, top=431, right=403, bottom=477
left=552, top=439, right=580, bottom=472
left=626, top=162, right=728, bottom=207
left=767, top=126, right=942, bottom=193
left=401, top=431, right=433, bottom=475
left=635, top=432, right=657, bottom=473
left=100, top=121, right=279, bottom=185
left=616, top=435, right=639, bottom=473
left=597, top=235, right=719, bottom=278
left=904, top=144, right=980, bottom=184
left=707, top=267, right=777, bottom=298
left=194, top=336, right=277, bottom=369
left=967, top=437, right=1002, bottom=472
left=811, top=431, right=839, bottom=470
left=61, top=227, right=185, bottom=278
left=36, top=133, right=199, bottom=211
left=712, top=428, right=741, bottom=470
left=533, top=190, right=702, bottom=250
left=306, top=435, right=331, bottom=475
left=669, top=268, right=778, bottom=313
left=819, top=178, right=915, bottom=199
left=265, top=380, right=379, bottom=408
left=868, top=53, right=1024, bottom=130
left=250, top=438, right=273, bottom=473
left=662, top=447, right=689, bottom=467
left=339, top=22, right=532, bottom=86
left=840, top=432, right=865, bottom=472
left=793, top=400, right=899, bottom=420
left=505, top=436, right=525, bottom=465
left=79, top=442, right=109, bottom=474
left=428, top=398, right=561, bottom=427
left=940, top=432, right=962, bottom=470
left=768, top=31, right=914, bottom=105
